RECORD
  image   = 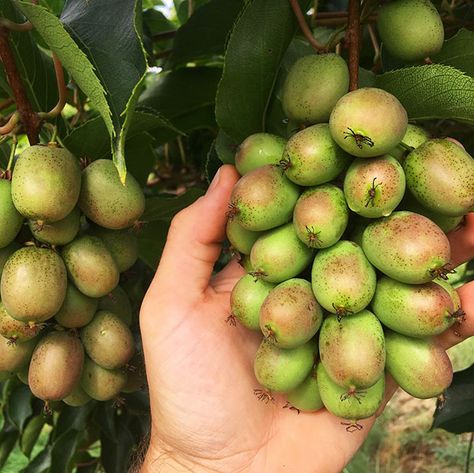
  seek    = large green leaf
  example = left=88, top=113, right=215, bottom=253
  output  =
left=138, top=220, right=170, bottom=270
left=15, top=1, right=112, bottom=132
left=60, top=0, right=147, bottom=180
left=50, top=429, right=81, bottom=473
left=21, top=445, right=52, bottom=473
left=100, top=423, right=135, bottom=473
left=376, top=65, right=474, bottom=124
left=433, top=29, right=474, bottom=78
left=20, top=415, right=45, bottom=458
left=5, top=384, right=32, bottom=433
left=0, top=2, right=57, bottom=112
left=139, top=67, right=221, bottom=125
left=143, top=188, right=204, bottom=221
left=432, top=364, right=474, bottom=433
left=167, top=0, right=245, bottom=69
left=0, top=428, right=19, bottom=470
left=215, top=0, right=311, bottom=142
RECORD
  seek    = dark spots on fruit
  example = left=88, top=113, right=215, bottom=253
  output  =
left=225, top=314, right=237, bottom=326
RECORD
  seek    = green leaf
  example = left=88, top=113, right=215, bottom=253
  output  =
left=432, top=364, right=474, bottom=434
left=63, top=116, right=110, bottom=161
left=20, top=415, right=45, bottom=458
left=143, top=8, right=175, bottom=36
left=215, top=130, right=237, bottom=164
left=6, top=384, right=32, bottom=433
left=21, top=445, right=52, bottom=473
left=215, top=0, right=311, bottom=142
left=139, top=67, right=221, bottom=129
left=143, top=188, right=204, bottom=221
left=138, top=220, right=170, bottom=269
left=60, top=0, right=148, bottom=181
left=167, top=0, right=245, bottom=69
left=0, top=429, right=19, bottom=470
left=100, top=423, right=135, bottom=473
left=50, top=429, right=81, bottom=473
left=432, top=28, right=474, bottom=78
left=125, top=132, right=156, bottom=187
left=376, top=64, right=474, bottom=124
left=0, top=2, right=57, bottom=112
left=15, top=1, right=113, bottom=136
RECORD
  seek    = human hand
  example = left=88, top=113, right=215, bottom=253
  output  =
left=139, top=165, right=474, bottom=473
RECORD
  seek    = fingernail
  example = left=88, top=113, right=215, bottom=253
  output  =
left=206, top=167, right=221, bottom=194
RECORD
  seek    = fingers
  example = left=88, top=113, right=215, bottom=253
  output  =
left=146, top=165, right=240, bottom=303
left=210, top=258, right=246, bottom=294
left=448, top=213, right=474, bottom=268
left=436, top=280, right=474, bottom=350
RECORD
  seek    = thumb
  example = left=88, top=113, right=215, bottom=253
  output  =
left=146, top=165, right=240, bottom=304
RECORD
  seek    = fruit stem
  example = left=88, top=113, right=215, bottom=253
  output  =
left=0, top=18, right=33, bottom=32
left=38, top=54, right=68, bottom=120
left=6, top=134, right=17, bottom=172
left=288, top=0, right=327, bottom=53
left=346, top=0, right=361, bottom=91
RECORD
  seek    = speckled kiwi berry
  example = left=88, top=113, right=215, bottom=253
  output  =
left=311, top=241, right=376, bottom=316
left=1, top=247, right=67, bottom=323
left=282, top=54, right=349, bottom=125
left=329, top=88, right=408, bottom=158
left=372, top=276, right=457, bottom=337
left=403, top=139, right=474, bottom=217
left=377, top=0, right=444, bottom=62
left=362, top=211, right=451, bottom=284
left=235, top=133, right=286, bottom=175
left=79, top=159, right=145, bottom=230
left=385, top=331, right=453, bottom=399
left=0, top=302, right=42, bottom=343
left=80, top=310, right=135, bottom=369
left=317, top=362, right=385, bottom=421
left=61, top=235, right=120, bottom=298
left=11, top=144, right=81, bottom=222
left=260, top=278, right=323, bottom=349
left=319, top=310, right=385, bottom=390
left=80, top=356, right=127, bottom=401
left=229, top=165, right=300, bottom=232
left=343, top=155, right=406, bottom=218
left=28, top=331, right=84, bottom=401
left=28, top=207, right=81, bottom=246
left=0, top=179, right=23, bottom=248
left=293, top=184, right=349, bottom=248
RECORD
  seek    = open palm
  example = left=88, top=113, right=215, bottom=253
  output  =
left=140, top=165, right=474, bottom=473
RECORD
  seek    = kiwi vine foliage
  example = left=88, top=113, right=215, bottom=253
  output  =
left=0, top=0, right=473, bottom=472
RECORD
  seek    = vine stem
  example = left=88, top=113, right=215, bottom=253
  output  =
left=0, top=27, right=41, bottom=144
left=346, top=0, right=361, bottom=91
left=288, top=0, right=326, bottom=52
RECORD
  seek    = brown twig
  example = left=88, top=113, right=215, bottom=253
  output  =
left=346, top=0, right=361, bottom=91
left=38, top=53, right=67, bottom=119
left=0, top=28, right=41, bottom=144
left=288, top=0, right=326, bottom=52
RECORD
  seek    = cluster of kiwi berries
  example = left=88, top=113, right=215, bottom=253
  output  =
left=0, top=142, right=146, bottom=410
left=226, top=18, right=474, bottom=428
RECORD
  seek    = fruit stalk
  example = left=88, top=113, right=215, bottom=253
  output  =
left=288, top=0, right=326, bottom=52
left=346, top=0, right=361, bottom=91
left=0, top=27, right=41, bottom=144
